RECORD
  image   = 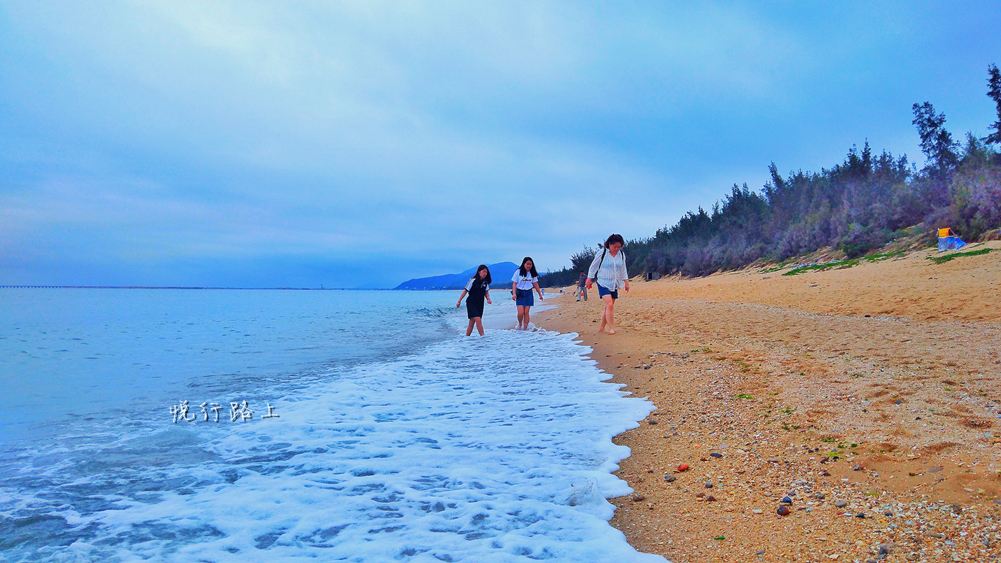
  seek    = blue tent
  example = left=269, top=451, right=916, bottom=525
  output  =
left=932, top=232, right=964, bottom=249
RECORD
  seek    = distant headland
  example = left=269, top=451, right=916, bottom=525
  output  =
left=394, top=262, right=519, bottom=290
left=0, top=285, right=349, bottom=290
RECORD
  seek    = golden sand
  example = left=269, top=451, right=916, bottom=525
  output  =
left=535, top=241, right=1001, bottom=562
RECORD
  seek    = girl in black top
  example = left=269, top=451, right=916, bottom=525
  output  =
left=456, top=265, right=493, bottom=336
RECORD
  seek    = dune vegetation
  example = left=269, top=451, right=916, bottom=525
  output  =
left=542, top=64, right=1001, bottom=286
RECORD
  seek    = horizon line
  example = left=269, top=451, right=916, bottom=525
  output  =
left=0, top=285, right=386, bottom=291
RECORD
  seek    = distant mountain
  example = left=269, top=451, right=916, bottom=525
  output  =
left=394, top=262, right=519, bottom=290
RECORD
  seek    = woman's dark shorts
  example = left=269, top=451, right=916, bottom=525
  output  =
left=597, top=285, right=618, bottom=300
left=515, top=289, right=534, bottom=307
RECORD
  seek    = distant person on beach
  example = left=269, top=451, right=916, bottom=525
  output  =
left=512, top=257, right=544, bottom=330
left=586, top=234, right=629, bottom=334
left=577, top=271, right=588, bottom=301
left=456, top=265, right=493, bottom=336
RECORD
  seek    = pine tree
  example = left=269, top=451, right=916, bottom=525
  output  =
left=570, top=246, right=596, bottom=273
left=912, top=102, right=959, bottom=176
left=984, top=63, right=1001, bottom=145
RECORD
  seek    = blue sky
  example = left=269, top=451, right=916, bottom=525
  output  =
left=2, top=1, right=999, bottom=288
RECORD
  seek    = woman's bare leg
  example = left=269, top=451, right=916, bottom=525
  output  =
left=600, top=294, right=616, bottom=333
left=473, top=317, right=484, bottom=336
left=517, top=305, right=526, bottom=329
left=523, top=306, right=531, bottom=329
left=466, top=319, right=475, bottom=336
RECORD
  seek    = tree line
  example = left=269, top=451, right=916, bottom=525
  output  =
left=541, top=64, right=1001, bottom=286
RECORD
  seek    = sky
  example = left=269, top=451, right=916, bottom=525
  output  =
left=1, top=1, right=999, bottom=289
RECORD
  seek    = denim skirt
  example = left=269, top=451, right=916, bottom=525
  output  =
left=515, top=289, right=534, bottom=307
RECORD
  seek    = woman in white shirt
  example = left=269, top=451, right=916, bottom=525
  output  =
left=586, top=234, right=629, bottom=334
left=511, top=256, right=544, bottom=330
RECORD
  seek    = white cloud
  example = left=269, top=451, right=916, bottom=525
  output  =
left=2, top=0, right=998, bottom=285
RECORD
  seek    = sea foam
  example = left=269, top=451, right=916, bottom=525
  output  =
left=3, top=294, right=665, bottom=562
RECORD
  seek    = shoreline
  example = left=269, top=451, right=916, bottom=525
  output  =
left=534, top=242, right=1001, bottom=562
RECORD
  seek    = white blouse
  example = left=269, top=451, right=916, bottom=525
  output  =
left=588, top=248, right=628, bottom=291
left=511, top=270, right=538, bottom=290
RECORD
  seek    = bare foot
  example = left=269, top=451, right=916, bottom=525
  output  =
left=608, top=329, right=616, bottom=335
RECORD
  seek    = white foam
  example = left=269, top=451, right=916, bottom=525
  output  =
left=452, top=292, right=555, bottom=332
left=30, top=329, right=666, bottom=561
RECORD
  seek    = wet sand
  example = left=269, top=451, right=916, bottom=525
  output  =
left=536, top=241, right=1001, bottom=562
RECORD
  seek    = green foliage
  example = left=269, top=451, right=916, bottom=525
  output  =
left=539, top=245, right=599, bottom=288
left=570, top=246, right=597, bottom=274
left=912, top=102, right=960, bottom=176
left=549, top=64, right=1001, bottom=281
left=537, top=267, right=579, bottom=288
left=539, top=245, right=601, bottom=287
left=783, top=250, right=904, bottom=276
left=783, top=260, right=859, bottom=276
left=620, top=140, right=934, bottom=278
left=927, top=248, right=993, bottom=264
left=985, top=64, right=1001, bottom=146
left=868, top=250, right=905, bottom=260
left=948, top=134, right=1001, bottom=240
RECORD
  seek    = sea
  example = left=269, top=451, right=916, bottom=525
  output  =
left=0, top=288, right=666, bottom=562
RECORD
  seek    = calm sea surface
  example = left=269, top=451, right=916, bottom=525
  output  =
left=0, top=289, right=663, bottom=562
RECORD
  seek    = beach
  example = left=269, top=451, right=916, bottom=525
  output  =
left=535, top=241, right=1001, bottom=562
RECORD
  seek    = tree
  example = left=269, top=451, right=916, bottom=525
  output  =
left=984, top=63, right=1001, bottom=145
left=569, top=246, right=596, bottom=274
left=912, top=101, right=959, bottom=176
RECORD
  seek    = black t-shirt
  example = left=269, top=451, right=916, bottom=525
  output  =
left=465, top=277, right=488, bottom=301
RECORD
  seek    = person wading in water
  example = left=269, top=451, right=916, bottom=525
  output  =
left=511, top=257, right=543, bottom=330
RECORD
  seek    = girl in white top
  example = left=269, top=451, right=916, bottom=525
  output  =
left=586, top=234, right=629, bottom=334
left=511, top=256, right=544, bottom=330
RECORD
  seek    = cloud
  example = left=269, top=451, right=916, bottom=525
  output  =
left=2, top=1, right=999, bottom=286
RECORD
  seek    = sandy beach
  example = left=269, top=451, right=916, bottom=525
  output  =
left=535, top=241, right=1001, bottom=562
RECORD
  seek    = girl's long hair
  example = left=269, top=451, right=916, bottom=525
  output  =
left=473, top=264, right=492, bottom=285
left=519, top=257, right=539, bottom=277
left=604, top=234, right=625, bottom=249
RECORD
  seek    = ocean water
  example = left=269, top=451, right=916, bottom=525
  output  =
left=0, top=289, right=664, bottom=562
